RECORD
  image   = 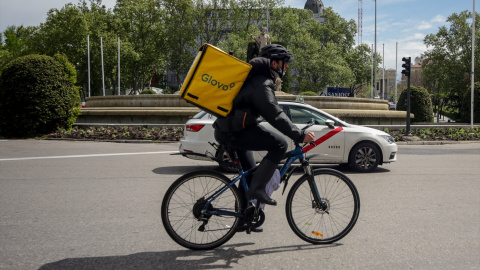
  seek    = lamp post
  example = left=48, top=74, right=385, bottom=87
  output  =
left=382, top=43, right=385, bottom=99
left=87, top=35, right=91, bottom=97
left=101, top=37, right=105, bottom=96
left=395, top=42, right=398, bottom=109
left=371, top=44, right=374, bottom=98
left=472, top=0, right=475, bottom=126
left=374, top=0, right=377, bottom=98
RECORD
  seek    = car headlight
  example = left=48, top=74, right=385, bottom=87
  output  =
left=379, top=134, right=395, bottom=144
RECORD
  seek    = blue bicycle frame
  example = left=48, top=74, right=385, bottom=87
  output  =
left=201, top=145, right=323, bottom=218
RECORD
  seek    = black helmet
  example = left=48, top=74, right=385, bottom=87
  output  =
left=259, top=44, right=294, bottom=63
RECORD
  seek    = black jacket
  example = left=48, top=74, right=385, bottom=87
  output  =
left=214, top=57, right=305, bottom=143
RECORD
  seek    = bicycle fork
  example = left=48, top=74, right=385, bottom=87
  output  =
left=302, top=159, right=329, bottom=214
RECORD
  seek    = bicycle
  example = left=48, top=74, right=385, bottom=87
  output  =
left=162, top=122, right=360, bottom=250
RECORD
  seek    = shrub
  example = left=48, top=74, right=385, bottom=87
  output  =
left=140, top=89, right=157, bottom=95
left=0, top=54, right=80, bottom=137
left=397, top=86, right=434, bottom=123
left=54, top=54, right=77, bottom=85
left=458, top=82, right=480, bottom=123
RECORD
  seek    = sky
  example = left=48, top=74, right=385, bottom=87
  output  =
left=0, top=0, right=477, bottom=79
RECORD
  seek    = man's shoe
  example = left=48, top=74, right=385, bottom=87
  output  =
left=247, top=189, right=277, bottom=206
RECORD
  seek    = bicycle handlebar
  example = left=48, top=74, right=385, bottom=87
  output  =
left=296, top=120, right=316, bottom=148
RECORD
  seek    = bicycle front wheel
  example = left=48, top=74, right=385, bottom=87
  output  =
left=161, top=170, right=243, bottom=250
left=285, top=168, right=360, bottom=244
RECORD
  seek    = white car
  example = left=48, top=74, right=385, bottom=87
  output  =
left=178, top=101, right=398, bottom=173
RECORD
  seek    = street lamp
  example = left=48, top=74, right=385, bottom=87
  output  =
left=374, top=0, right=377, bottom=99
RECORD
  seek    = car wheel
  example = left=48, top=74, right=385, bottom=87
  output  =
left=349, top=142, right=381, bottom=173
left=215, top=147, right=238, bottom=173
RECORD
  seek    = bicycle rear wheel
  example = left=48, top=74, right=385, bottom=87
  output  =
left=161, top=170, right=243, bottom=250
left=285, top=168, right=360, bottom=244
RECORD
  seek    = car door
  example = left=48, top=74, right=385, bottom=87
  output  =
left=281, top=104, right=345, bottom=163
left=252, top=104, right=345, bottom=163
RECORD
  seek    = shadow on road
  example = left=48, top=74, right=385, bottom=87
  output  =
left=152, top=163, right=390, bottom=176
left=152, top=165, right=222, bottom=175
left=39, top=242, right=341, bottom=270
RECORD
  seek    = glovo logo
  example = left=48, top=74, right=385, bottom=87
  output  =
left=201, top=74, right=235, bottom=91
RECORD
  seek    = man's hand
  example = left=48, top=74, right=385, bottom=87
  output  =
left=303, top=132, right=315, bottom=143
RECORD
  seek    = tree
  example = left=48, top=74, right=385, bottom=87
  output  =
left=33, top=3, right=90, bottom=66
left=267, top=7, right=357, bottom=93
left=345, top=43, right=373, bottom=97
left=192, top=0, right=231, bottom=46
left=422, top=10, right=480, bottom=121
left=31, top=1, right=104, bottom=96
left=160, top=0, right=197, bottom=90
left=0, top=0, right=373, bottom=99
left=218, top=0, right=283, bottom=60
left=115, top=0, right=167, bottom=93
left=0, top=25, right=37, bottom=71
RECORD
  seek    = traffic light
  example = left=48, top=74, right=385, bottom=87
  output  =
left=401, top=57, right=411, bottom=77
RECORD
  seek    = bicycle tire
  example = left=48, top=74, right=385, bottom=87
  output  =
left=161, top=170, right=243, bottom=250
left=285, top=168, right=360, bottom=244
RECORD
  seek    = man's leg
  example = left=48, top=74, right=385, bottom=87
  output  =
left=233, top=126, right=288, bottom=205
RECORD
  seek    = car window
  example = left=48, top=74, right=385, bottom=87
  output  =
left=192, top=111, right=207, bottom=119
left=287, top=105, right=330, bottom=125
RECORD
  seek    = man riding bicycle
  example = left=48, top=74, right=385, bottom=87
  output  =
left=214, top=44, right=315, bottom=208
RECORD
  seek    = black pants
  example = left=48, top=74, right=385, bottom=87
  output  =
left=214, top=125, right=288, bottom=201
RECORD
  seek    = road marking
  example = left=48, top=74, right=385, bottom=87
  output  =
left=0, top=151, right=178, bottom=161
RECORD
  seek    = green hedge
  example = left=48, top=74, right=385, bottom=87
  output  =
left=0, top=54, right=80, bottom=137
left=397, top=86, right=434, bottom=123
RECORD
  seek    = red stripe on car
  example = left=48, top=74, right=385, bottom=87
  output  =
left=302, top=126, right=344, bottom=153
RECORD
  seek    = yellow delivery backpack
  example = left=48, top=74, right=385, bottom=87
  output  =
left=180, top=44, right=252, bottom=117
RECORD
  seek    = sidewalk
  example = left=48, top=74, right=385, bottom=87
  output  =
left=434, top=113, right=454, bottom=123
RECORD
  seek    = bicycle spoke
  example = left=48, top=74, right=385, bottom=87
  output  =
left=286, top=169, right=360, bottom=244
left=161, top=171, right=242, bottom=250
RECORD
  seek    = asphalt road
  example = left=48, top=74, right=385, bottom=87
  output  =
left=0, top=140, right=479, bottom=270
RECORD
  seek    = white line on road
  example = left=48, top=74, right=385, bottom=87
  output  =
left=0, top=151, right=178, bottom=161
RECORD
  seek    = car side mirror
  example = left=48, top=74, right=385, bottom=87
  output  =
left=325, top=119, right=335, bottom=129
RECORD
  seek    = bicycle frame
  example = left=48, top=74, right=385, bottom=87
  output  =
left=201, top=144, right=324, bottom=219
left=280, top=145, right=324, bottom=208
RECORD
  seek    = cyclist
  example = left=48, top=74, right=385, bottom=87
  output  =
left=214, top=44, right=315, bottom=208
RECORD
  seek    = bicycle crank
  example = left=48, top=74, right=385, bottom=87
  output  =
left=243, top=205, right=265, bottom=234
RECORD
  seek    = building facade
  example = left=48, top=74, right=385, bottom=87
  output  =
left=378, top=68, right=396, bottom=100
